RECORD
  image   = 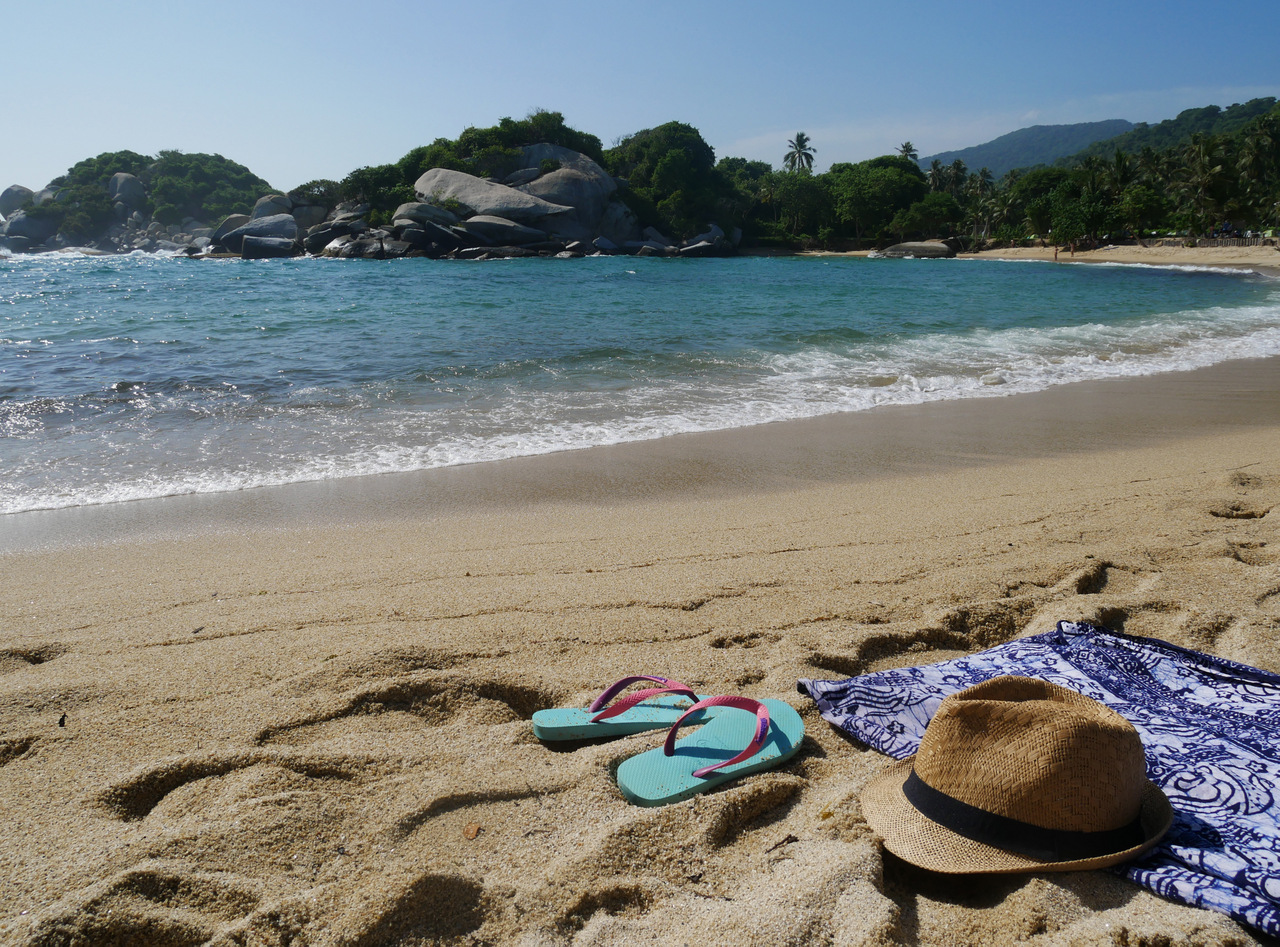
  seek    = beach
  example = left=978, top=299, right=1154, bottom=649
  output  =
left=972, top=241, right=1280, bottom=276
left=3, top=333, right=1279, bottom=944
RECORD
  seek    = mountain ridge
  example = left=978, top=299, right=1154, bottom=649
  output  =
left=920, top=119, right=1134, bottom=177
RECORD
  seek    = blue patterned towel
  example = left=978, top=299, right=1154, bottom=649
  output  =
left=797, top=621, right=1280, bottom=936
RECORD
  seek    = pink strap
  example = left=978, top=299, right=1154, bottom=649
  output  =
left=663, top=695, right=772, bottom=779
left=588, top=675, right=695, bottom=713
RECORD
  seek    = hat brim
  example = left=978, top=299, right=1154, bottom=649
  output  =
left=860, top=757, right=1174, bottom=874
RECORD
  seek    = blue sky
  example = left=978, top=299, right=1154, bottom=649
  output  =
left=7, top=1, right=1279, bottom=192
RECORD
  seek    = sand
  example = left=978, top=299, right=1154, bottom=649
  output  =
left=3, top=269, right=1280, bottom=944
left=970, top=242, right=1280, bottom=275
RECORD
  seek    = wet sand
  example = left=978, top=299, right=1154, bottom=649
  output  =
left=2, top=358, right=1279, bottom=945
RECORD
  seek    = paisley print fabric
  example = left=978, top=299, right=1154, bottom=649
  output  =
left=797, top=621, right=1280, bottom=936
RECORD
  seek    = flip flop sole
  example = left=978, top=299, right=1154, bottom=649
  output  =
left=615, top=698, right=805, bottom=806
left=532, top=694, right=717, bottom=740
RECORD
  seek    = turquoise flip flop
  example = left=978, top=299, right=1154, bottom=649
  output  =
left=615, top=695, right=805, bottom=806
left=531, top=675, right=718, bottom=741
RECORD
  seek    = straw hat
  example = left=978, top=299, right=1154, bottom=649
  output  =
left=860, top=676, right=1173, bottom=874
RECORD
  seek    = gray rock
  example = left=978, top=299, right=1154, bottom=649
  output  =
left=502, top=168, right=541, bottom=187
left=212, top=214, right=252, bottom=244
left=0, top=185, right=34, bottom=218
left=878, top=241, right=956, bottom=259
left=2, top=211, right=59, bottom=244
left=592, top=236, right=619, bottom=253
left=252, top=194, right=293, bottom=219
left=291, top=204, right=328, bottom=230
left=515, top=145, right=622, bottom=243
left=625, top=240, right=674, bottom=255
left=242, top=235, right=300, bottom=259
left=678, top=240, right=712, bottom=257
left=456, top=245, right=537, bottom=260
left=414, top=168, right=571, bottom=222
left=191, top=236, right=212, bottom=251
left=684, top=224, right=724, bottom=247
left=33, top=187, right=63, bottom=207
left=5, top=235, right=32, bottom=253
left=108, top=173, right=147, bottom=208
left=399, top=220, right=460, bottom=249
left=393, top=202, right=460, bottom=227
left=595, top=201, right=642, bottom=246
left=218, top=214, right=299, bottom=254
left=642, top=226, right=674, bottom=247
left=457, top=215, right=548, bottom=245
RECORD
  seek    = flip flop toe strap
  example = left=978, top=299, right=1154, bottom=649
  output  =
left=663, top=696, right=772, bottom=779
left=588, top=675, right=694, bottom=712
left=590, top=687, right=698, bottom=723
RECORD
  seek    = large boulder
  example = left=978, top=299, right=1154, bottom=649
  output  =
left=212, top=214, right=251, bottom=244
left=514, top=144, right=637, bottom=243
left=2, top=210, right=59, bottom=244
left=241, top=235, right=299, bottom=259
left=108, top=173, right=146, bottom=208
left=878, top=241, right=956, bottom=259
left=596, top=201, right=643, bottom=247
left=0, top=185, right=34, bottom=218
left=414, top=168, right=571, bottom=222
left=218, top=214, right=299, bottom=254
left=392, top=202, right=459, bottom=227
left=290, top=203, right=328, bottom=230
left=252, top=194, right=293, bottom=219
left=304, top=219, right=365, bottom=255
left=33, top=187, right=63, bottom=207
left=456, top=215, right=548, bottom=246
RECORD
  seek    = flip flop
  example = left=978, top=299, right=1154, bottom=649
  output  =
left=615, top=695, right=805, bottom=807
left=531, top=675, right=717, bottom=741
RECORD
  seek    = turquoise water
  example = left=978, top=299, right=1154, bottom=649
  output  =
left=2, top=252, right=1278, bottom=515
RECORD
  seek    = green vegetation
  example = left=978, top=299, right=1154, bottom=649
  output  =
left=783, top=132, right=816, bottom=172
left=42, top=149, right=275, bottom=227
left=22, top=96, right=1280, bottom=251
left=1065, top=99, right=1276, bottom=165
left=147, top=151, right=275, bottom=222
left=921, top=120, right=1134, bottom=178
left=337, top=109, right=604, bottom=215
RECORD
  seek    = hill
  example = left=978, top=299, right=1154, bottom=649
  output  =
left=1061, top=97, right=1278, bottom=164
left=920, top=120, right=1133, bottom=177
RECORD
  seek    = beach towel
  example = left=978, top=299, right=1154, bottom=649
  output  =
left=797, top=621, right=1280, bottom=936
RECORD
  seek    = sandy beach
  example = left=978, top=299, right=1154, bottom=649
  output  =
left=972, top=241, right=1280, bottom=276
left=3, top=259, right=1280, bottom=944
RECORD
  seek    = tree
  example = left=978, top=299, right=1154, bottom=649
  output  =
left=784, top=132, right=816, bottom=173
left=897, top=141, right=919, bottom=161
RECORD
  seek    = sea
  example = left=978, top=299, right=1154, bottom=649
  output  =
left=2, top=251, right=1279, bottom=517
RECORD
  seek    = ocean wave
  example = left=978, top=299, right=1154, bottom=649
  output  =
left=5, top=254, right=1279, bottom=515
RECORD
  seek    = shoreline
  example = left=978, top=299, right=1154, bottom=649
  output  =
left=804, top=241, right=1280, bottom=277
left=3, top=356, right=1278, bottom=943
left=5, top=354, right=1280, bottom=555
left=3, top=266, right=1280, bottom=942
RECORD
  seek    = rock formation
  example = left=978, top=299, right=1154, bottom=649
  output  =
left=2, top=141, right=737, bottom=261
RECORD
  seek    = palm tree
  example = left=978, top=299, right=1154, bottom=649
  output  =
left=927, top=159, right=945, bottom=192
left=784, top=132, right=816, bottom=173
left=1175, top=134, right=1225, bottom=235
left=897, top=141, right=919, bottom=161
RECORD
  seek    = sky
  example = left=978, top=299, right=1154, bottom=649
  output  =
left=6, top=1, right=1280, bottom=193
